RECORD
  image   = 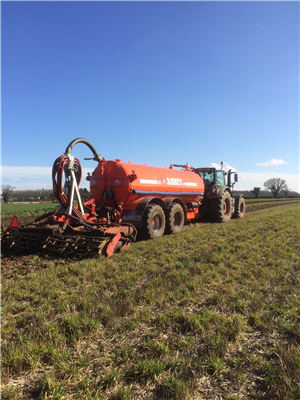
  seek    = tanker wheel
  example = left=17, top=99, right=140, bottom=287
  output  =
left=142, top=204, right=166, bottom=239
left=234, top=196, right=246, bottom=218
left=166, top=203, right=185, bottom=234
left=209, top=191, right=232, bottom=222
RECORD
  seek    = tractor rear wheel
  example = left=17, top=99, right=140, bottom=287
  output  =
left=234, top=196, right=245, bottom=218
left=210, top=191, right=232, bottom=222
left=166, top=203, right=185, bottom=234
left=142, top=204, right=166, bottom=239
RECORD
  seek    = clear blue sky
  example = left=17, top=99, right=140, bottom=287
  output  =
left=1, top=1, right=299, bottom=192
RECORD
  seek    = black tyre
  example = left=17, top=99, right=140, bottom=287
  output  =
left=166, top=203, right=185, bottom=234
left=234, top=196, right=245, bottom=218
left=142, top=204, right=166, bottom=239
left=209, top=191, right=232, bottom=222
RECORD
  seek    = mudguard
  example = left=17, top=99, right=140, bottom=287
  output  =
left=121, top=197, right=167, bottom=227
left=205, top=185, right=231, bottom=200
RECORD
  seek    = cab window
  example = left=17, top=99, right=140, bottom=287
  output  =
left=216, top=171, right=225, bottom=185
left=203, top=172, right=214, bottom=183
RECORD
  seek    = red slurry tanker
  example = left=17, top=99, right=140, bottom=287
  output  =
left=1, top=138, right=245, bottom=257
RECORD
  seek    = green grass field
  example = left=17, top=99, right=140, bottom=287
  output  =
left=1, top=202, right=300, bottom=399
left=1, top=202, right=59, bottom=218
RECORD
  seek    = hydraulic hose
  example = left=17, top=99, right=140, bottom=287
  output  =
left=52, top=154, right=83, bottom=219
left=53, top=139, right=101, bottom=219
left=65, top=138, right=102, bottom=161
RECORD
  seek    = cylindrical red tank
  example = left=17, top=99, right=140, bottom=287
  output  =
left=89, top=159, right=205, bottom=209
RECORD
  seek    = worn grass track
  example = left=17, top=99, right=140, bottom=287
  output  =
left=1, top=202, right=300, bottom=399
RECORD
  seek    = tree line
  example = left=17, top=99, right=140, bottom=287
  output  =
left=250, top=178, right=298, bottom=198
left=1, top=186, right=91, bottom=203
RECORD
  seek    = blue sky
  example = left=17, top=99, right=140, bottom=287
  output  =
left=1, top=1, right=299, bottom=192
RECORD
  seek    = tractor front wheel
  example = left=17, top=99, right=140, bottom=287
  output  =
left=166, top=203, right=185, bottom=234
left=233, top=196, right=246, bottom=218
left=210, top=191, right=232, bottom=222
left=142, top=204, right=166, bottom=239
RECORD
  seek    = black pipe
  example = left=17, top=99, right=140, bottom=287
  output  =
left=23, top=212, right=55, bottom=227
left=65, top=138, right=102, bottom=161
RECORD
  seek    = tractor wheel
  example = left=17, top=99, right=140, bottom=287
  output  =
left=234, top=196, right=246, bottom=218
left=166, top=203, right=185, bottom=234
left=210, top=191, right=232, bottom=222
left=142, top=204, right=166, bottom=239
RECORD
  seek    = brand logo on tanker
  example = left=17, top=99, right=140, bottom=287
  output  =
left=122, top=210, right=142, bottom=222
left=123, top=215, right=142, bottom=221
left=167, top=178, right=182, bottom=185
left=91, top=178, right=98, bottom=187
left=111, top=178, right=123, bottom=187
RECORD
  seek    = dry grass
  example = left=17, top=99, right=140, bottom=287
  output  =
left=1, top=201, right=300, bottom=399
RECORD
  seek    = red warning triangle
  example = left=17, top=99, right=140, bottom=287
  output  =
left=10, top=215, right=20, bottom=228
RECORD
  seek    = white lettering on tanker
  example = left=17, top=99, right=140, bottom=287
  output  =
left=140, top=179, right=158, bottom=185
left=167, top=178, right=182, bottom=185
left=184, top=182, right=198, bottom=187
left=139, top=178, right=197, bottom=187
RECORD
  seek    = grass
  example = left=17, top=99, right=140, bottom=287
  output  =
left=1, top=202, right=58, bottom=218
left=1, top=201, right=300, bottom=399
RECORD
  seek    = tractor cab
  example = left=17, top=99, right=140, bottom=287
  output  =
left=197, top=168, right=226, bottom=187
left=196, top=167, right=238, bottom=191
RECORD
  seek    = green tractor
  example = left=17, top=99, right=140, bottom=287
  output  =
left=195, top=163, right=245, bottom=222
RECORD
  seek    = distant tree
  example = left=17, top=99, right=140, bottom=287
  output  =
left=49, top=191, right=56, bottom=202
left=79, top=188, right=91, bottom=202
left=1, top=185, right=16, bottom=203
left=263, top=178, right=288, bottom=197
left=251, top=187, right=261, bottom=198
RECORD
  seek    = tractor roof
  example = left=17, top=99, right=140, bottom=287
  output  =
left=196, top=167, right=219, bottom=173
